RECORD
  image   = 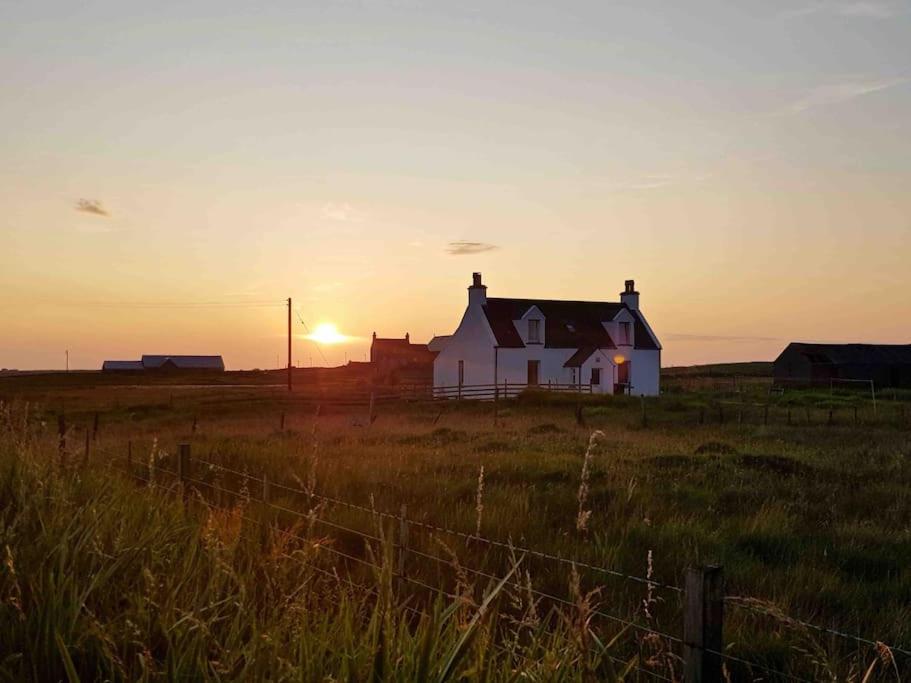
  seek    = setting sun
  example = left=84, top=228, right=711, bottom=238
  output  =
left=305, top=323, right=348, bottom=345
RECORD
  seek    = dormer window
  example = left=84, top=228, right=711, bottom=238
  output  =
left=619, top=321, right=632, bottom=346
left=528, top=319, right=541, bottom=343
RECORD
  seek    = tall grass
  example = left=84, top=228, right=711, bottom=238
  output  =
left=3, top=383, right=910, bottom=681
left=0, top=403, right=639, bottom=682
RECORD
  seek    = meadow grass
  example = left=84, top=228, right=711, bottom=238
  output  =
left=2, top=382, right=910, bottom=681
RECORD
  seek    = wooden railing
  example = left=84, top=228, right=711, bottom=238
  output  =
left=432, top=381, right=593, bottom=400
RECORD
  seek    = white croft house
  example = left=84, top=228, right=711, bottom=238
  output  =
left=433, top=274, right=662, bottom=396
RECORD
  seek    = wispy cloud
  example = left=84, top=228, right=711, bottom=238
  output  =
left=446, top=241, right=498, bottom=256
left=74, top=198, right=109, bottom=217
left=784, top=77, right=908, bottom=114
left=321, top=202, right=365, bottom=223
left=779, top=1, right=904, bottom=19
left=603, top=172, right=711, bottom=192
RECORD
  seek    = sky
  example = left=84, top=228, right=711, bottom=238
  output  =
left=1, top=0, right=909, bottom=370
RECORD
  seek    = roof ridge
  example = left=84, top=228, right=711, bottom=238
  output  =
left=487, top=296, right=624, bottom=306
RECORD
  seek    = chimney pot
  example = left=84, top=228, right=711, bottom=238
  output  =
left=620, top=280, right=640, bottom=310
left=468, top=272, right=488, bottom=306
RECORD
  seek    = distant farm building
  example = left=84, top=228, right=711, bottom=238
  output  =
left=370, top=333, right=436, bottom=384
left=773, top=343, right=911, bottom=388
left=102, top=355, right=225, bottom=373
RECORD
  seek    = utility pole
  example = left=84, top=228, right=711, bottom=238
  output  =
left=65, top=349, right=69, bottom=372
left=287, top=297, right=292, bottom=392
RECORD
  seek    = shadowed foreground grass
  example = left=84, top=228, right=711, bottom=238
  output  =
left=2, top=387, right=910, bottom=681
left=0, top=410, right=642, bottom=682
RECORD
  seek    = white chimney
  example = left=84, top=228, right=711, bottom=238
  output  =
left=620, top=279, right=639, bottom=310
left=468, top=272, right=487, bottom=306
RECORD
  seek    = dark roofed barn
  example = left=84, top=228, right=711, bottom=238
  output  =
left=141, top=355, right=225, bottom=372
left=102, top=355, right=225, bottom=373
left=774, top=343, right=911, bottom=388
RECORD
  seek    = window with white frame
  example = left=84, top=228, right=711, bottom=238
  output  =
left=528, top=319, right=541, bottom=343
left=619, top=321, right=632, bottom=345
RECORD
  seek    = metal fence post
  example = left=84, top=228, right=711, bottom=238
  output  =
left=684, top=565, right=724, bottom=683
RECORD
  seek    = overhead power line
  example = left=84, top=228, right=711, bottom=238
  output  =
left=74, top=300, right=287, bottom=309
left=295, top=309, right=329, bottom=367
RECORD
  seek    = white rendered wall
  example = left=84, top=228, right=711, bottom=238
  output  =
left=433, top=302, right=496, bottom=388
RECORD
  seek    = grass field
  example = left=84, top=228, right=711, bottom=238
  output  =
left=2, top=378, right=910, bottom=681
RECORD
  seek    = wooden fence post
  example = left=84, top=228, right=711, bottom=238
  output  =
left=178, top=443, right=191, bottom=499
left=763, top=404, right=769, bottom=426
left=263, top=472, right=271, bottom=505
left=718, top=405, right=724, bottom=424
left=640, top=396, right=648, bottom=428
left=368, top=392, right=376, bottom=425
left=280, top=412, right=285, bottom=431
left=57, top=413, right=66, bottom=463
left=699, top=406, right=705, bottom=425
left=397, top=504, right=409, bottom=592
left=92, top=411, right=99, bottom=440
left=493, top=383, right=499, bottom=425
left=684, top=565, right=724, bottom=683
left=83, top=427, right=90, bottom=468
left=827, top=408, right=834, bottom=426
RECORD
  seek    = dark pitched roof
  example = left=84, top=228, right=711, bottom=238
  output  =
left=372, top=338, right=414, bottom=349
left=141, top=355, right=225, bottom=370
left=563, top=347, right=597, bottom=368
left=482, top=298, right=659, bottom=351
left=778, top=343, right=911, bottom=365
left=102, top=360, right=144, bottom=371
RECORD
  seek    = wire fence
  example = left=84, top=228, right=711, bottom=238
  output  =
left=86, top=438, right=911, bottom=682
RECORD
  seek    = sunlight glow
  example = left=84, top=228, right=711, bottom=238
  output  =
left=306, top=322, right=349, bottom=345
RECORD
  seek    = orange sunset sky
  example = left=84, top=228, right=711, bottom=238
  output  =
left=1, top=2, right=909, bottom=370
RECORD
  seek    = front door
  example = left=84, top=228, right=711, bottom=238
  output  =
left=616, top=361, right=630, bottom=394
left=527, top=360, right=540, bottom=386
